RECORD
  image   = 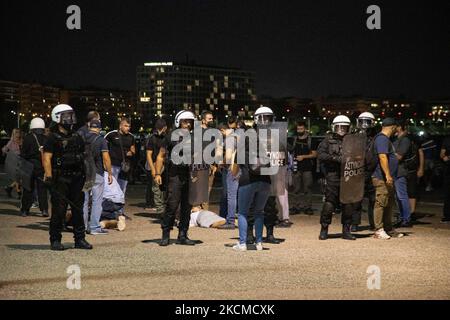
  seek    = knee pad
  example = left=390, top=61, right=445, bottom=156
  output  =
left=322, top=201, right=335, bottom=215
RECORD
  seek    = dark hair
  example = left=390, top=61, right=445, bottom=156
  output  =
left=237, top=120, right=247, bottom=130
left=201, top=110, right=213, bottom=120
left=154, top=118, right=167, bottom=130
left=86, top=110, right=100, bottom=122
left=120, top=117, right=131, bottom=125
left=397, top=119, right=408, bottom=131
left=296, top=121, right=306, bottom=127
left=217, top=123, right=228, bottom=131
left=227, top=116, right=237, bottom=125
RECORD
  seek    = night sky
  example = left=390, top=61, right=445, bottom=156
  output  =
left=1, top=0, right=449, bottom=99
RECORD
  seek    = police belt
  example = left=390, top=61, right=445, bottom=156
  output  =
left=52, top=168, right=84, bottom=177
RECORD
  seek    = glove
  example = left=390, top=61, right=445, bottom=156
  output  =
left=332, top=155, right=342, bottom=163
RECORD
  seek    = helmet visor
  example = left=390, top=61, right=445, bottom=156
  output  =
left=256, top=114, right=274, bottom=125
left=180, top=118, right=194, bottom=130
left=357, top=118, right=374, bottom=129
left=333, top=124, right=350, bottom=136
left=60, top=111, right=77, bottom=125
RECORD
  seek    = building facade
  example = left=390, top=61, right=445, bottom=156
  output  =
left=136, top=62, right=257, bottom=124
left=68, top=88, right=137, bottom=131
left=0, top=80, right=137, bottom=132
left=0, top=80, right=69, bottom=131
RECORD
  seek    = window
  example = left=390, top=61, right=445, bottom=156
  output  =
left=220, top=93, right=225, bottom=99
left=187, top=85, right=192, bottom=92
left=210, top=75, right=214, bottom=81
left=195, top=80, right=200, bottom=86
left=231, top=93, right=236, bottom=100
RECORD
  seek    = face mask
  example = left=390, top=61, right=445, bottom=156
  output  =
left=62, top=123, right=74, bottom=132
left=207, top=121, right=215, bottom=128
left=33, top=129, right=45, bottom=135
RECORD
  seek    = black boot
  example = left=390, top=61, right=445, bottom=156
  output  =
left=160, top=229, right=170, bottom=246
left=176, top=230, right=195, bottom=245
left=319, top=223, right=329, bottom=240
left=50, top=241, right=65, bottom=251
left=342, top=224, right=356, bottom=240
left=265, top=226, right=281, bottom=244
left=351, top=225, right=359, bottom=233
left=4, top=186, right=12, bottom=198
left=74, top=238, right=93, bottom=249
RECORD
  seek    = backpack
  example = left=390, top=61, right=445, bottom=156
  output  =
left=365, top=133, right=382, bottom=175
left=82, top=134, right=101, bottom=192
left=403, top=134, right=419, bottom=172
left=292, top=134, right=314, bottom=172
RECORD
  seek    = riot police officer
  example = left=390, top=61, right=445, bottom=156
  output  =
left=317, top=115, right=356, bottom=240
left=155, top=110, right=197, bottom=246
left=20, top=117, right=48, bottom=217
left=351, top=112, right=377, bottom=231
left=43, top=104, right=92, bottom=251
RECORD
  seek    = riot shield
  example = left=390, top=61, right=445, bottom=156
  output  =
left=340, top=133, right=366, bottom=204
left=188, top=164, right=210, bottom=206
left=4, top=152, right=34, bottom=191
left=259, top=122, right=288, bottom=196
left=4, top=151, right=19, bottom=182
left=82, top=157, right=97, bottom=192
left=188, top=122, right=212, bottom=205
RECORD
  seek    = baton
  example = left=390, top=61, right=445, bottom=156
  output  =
left=37, top=177, right=83, bottom=212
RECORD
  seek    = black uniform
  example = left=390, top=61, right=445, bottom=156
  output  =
left=44, top=130, right=86, bottom=243
left=160, top=131, right=193, bottom=242
left=317, top=133, right=353, bottom=226
left=20, top=131, right=48, bottom=214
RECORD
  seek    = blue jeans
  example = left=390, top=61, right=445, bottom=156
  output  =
left=83, top=174, right=105, bottom=232
left=394, top=176, right=411, bottom=223
left=237, top=181, right=271, bottom=245
left=226, top=169, right=239, bottom=225
left=219, top=169, right=228, bottom=218
left=112, top=165, right=128, bottom=195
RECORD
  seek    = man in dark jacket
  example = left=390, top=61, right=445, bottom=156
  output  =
left=20, top=117, right=48, bottom=217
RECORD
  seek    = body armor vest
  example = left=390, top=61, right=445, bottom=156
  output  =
left=52, top=132, right=84, bottom=174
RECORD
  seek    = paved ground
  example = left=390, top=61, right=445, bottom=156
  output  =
left=0, top=176, right=449, bottom=300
